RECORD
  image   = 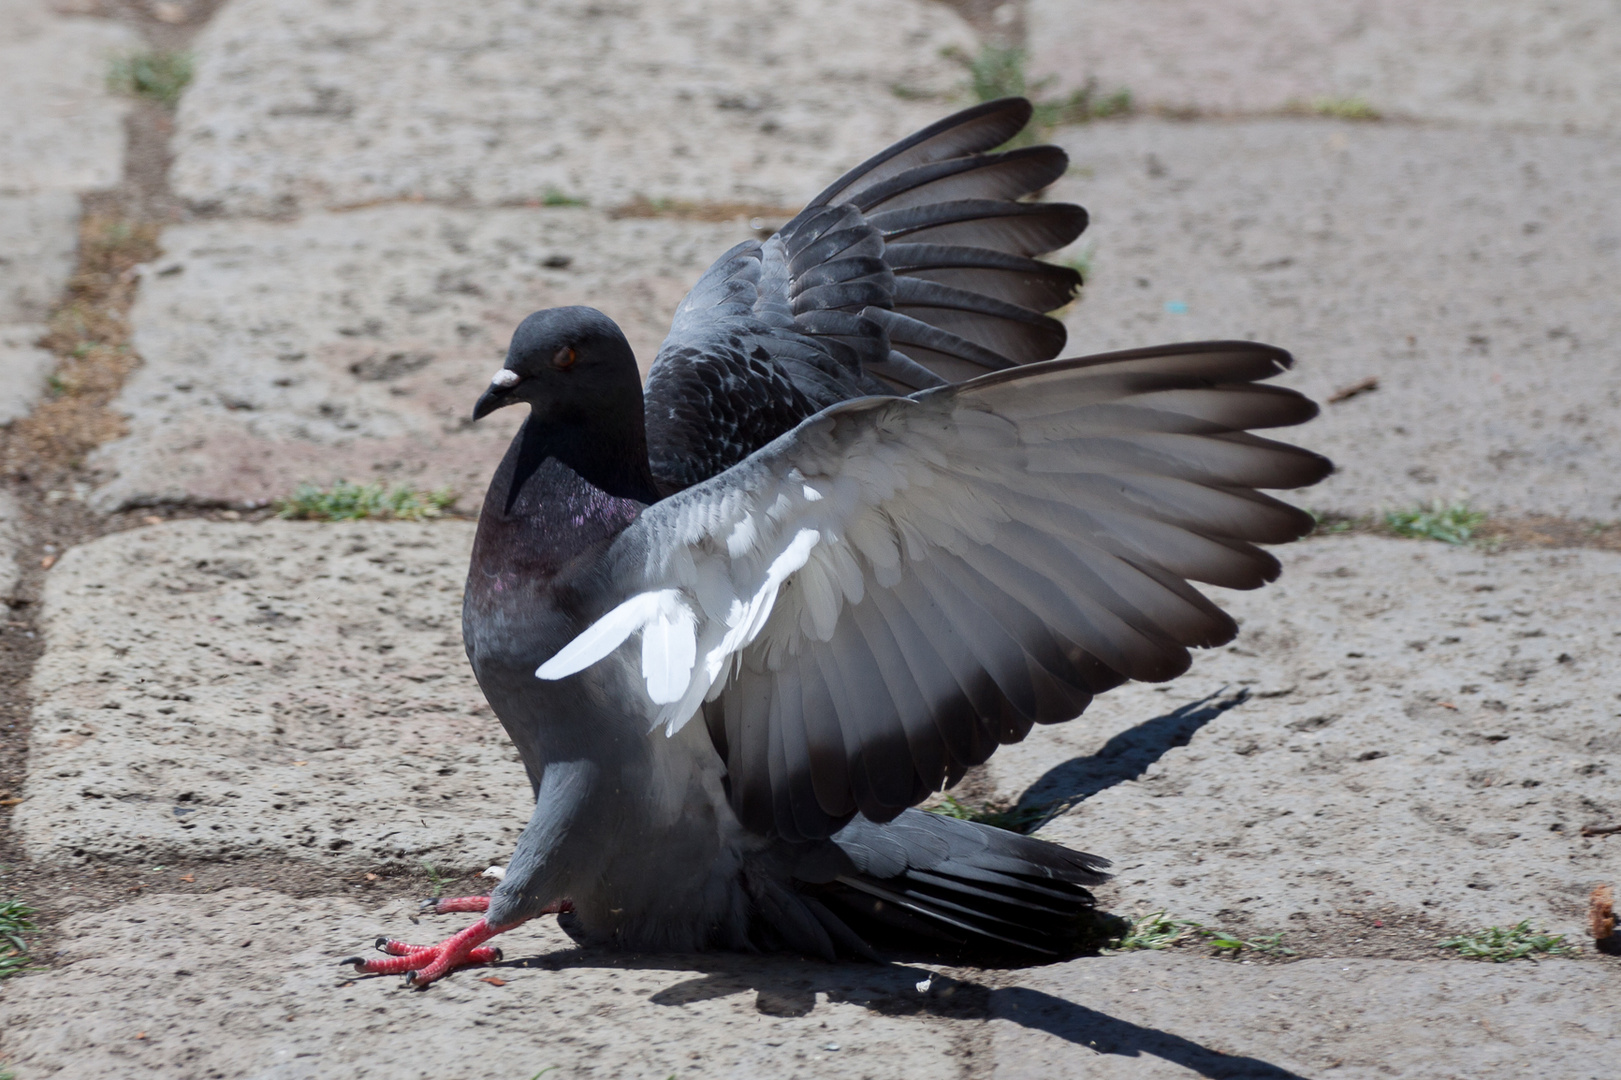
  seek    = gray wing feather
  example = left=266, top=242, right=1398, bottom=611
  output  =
left=643, top=98, right=1087, bottom=493
left=563, top=342, right=1330, bottom=841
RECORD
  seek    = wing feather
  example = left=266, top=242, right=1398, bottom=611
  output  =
left=643, top=98, right=1086, bottom=495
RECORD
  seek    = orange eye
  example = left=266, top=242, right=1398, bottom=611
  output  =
left=552, top=346, right=577, bottom=369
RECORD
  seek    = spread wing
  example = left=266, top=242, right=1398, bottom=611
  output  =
left=542, top=342, right=1334, bottom=842
left=642, top=96, right=1087, bottom=496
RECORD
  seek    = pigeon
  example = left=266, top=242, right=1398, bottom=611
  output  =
left=343, top=97, right=1332, bottom=987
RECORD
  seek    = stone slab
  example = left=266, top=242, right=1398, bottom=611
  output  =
left=0, top=887, right=966, bottom=1079
left=0, top=0, right=134, bottom=195
left=170, top=0, right=977, bottom=215
left=1049, top=118, right=1621, bottom=519
left=0, top=322, right=53, bottom=425
left=0, top=488, right=22, bottom=601
left=94, top=205, right=750, bottom=511
left=1029, top=0, right=1621, bottom=133
left=14, top=518, right=537, bottom=869
left=989, top=950, right=1621, bottom=1080
left=0, top=193, right=80, bottom=324
left=980, top=535, right=1621, bottom=944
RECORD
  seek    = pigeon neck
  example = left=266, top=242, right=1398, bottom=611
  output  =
left=494, top=409, right=660, bottom=518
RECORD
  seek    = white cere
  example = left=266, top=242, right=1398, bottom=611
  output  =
left=490, top=369, right=521, bottom=388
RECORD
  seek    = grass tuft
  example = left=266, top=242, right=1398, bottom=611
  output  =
left=949, top=45, right=1131, bottom=146
left=927, top=794, right=1055, bottom=833
left=1306, top=506, right=1356, bottom=535
left=0, top=898, right=37, bottom=980
left=109, top=50, right=193, bottom=108
left=541, top=189, right=587, bottom=207
left=275, top=481, right=455, bottom=522
left=1303, top=97, right=1381, bottom=121
left=1109, top=910, right=1198, bottom=951
left=1438, top=920, right=1577, bottom=962
left=1108, top=910, right=1296, bottom=958
left=420, top=860, right=448, bottom=900
left=1384, top=500, right=1485, bottom=545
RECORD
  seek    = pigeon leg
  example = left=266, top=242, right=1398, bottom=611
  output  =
left=413, top=863, right=513, bottom=915
left=422, top=894, right=494, bottom=914
left=343, top=760, right=598, bottom=985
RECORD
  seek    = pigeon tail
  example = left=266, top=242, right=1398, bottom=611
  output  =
left=785, top=809, right=1111, bottom=960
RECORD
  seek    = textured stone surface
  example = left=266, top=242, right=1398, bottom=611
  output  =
left=1029, top=0, right=1621, bottom=133
left=0, top=888, right=966, bottom=1079
left=1049, top=118, right=1621, bottom=518
left=94, top=206, right=749, bottom=510
left=0, top=193, right=80, bottom=324
left=0, top=323, right=52, bottom=425
left=0, top=489, right=22, bottom=601
left=170, top=0, right=977, bottom=215
left=14, top=518, right=536, bottom=869
left=980, top=535, right=1621, bottom=943
left=0, top=888, right=1613, bottom=1080
left=989, top=950, right=1621, bottom=1080
left=0, top=0, right=134, bottom=194
left=0, top=0, right=134, bottom=333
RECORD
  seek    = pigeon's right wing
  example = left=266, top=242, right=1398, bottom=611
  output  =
left=642, top=97, right=1087, bottom=496
left=546, top=342, right=1332, bottom=841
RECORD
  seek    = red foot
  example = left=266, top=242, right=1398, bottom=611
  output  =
left=342, top=897, right=573, bottom=988
left=344, top=917, right=517, bottom=986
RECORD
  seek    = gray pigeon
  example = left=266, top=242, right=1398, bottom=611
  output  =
left=344, top=98, right=1331, bottom=986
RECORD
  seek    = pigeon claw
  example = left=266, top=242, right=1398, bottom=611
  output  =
left=348, top=917, right=514, bottom=987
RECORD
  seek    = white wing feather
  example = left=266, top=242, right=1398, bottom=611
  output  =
left=536, top=588, right=693, bottom=685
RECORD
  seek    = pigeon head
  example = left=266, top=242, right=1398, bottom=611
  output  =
left=473, top=306, right=641, bottom=423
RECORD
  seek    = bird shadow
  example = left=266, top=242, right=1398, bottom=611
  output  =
left=502, top=945, right=1307, bottom=1079
left=1010, top=688, right=1251, bottom=828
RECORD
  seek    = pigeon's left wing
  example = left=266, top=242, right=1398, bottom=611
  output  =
left=541, top=342, right=1332, bottom=841
left=641, top=98, right=1086, bottom=496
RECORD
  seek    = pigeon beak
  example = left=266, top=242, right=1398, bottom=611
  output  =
left=472, top=369, right=523, bottom=421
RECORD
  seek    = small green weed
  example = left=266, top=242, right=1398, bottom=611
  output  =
left=109, top=50, right=193, bottom=108
left=0, top=897, right=37, bottom=980
left=927, top=794, right=1054, bottom=833
left=1303, top=97, right=1381, bottom=121
left=1438, top=920, right=1576, bottom=962
left=1110, top=910, right=1198, bottom=951
left=275, top=481, right=455, bottom=522
left=1384, top=500, right=1485, bottom=545
left=1306, top=506, right=1357, bottom=535
left=1108, top=910, right=1295, bottom=958
left=421, top=860, right=448, bottom=900
left=1207, top=930, right=1296, bottom=958
left=541, top=189, right=587, bottom=207
left=949, top=45, right=1131, bottom=146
